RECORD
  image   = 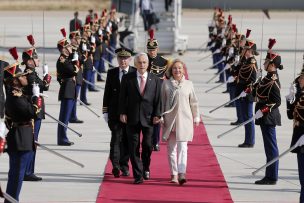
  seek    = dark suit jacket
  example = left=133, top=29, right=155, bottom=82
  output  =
left=119, top=71, right=161, bottom=127
left=103, top=66, right=136, bottom=121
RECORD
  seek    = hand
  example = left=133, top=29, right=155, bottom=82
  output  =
left=227, top=76, right=235, bottom=83
left=103, top=113, right=108, bottom=123
left=285, top=83, right=296, bottom=103
left=43, top=74, right=52, bottom=85
left=153, top=117, right=160, bottom=124
left=159, top=117, right=164, bottom=124
left=0, top=137, right=5, bottom=154
left=214, top=49, right=221, bottom=54
left=0, top=122, right=6, bottom=139
left=32, top=83, right=40, bottom=98
left=120, top=114, right=127, bottom=124
left=72, top=52, right=79, bottom=61
left=234, top=55, right=240, bottom=65
left=43, top=64, right=48, bottom=76
left=194, top=117, right=200, bottom=126
left=239, top=91, right=247, bottom=98
left=82, top=43, right=87, bottom=51
left=91, top=36, right=96, bottom=44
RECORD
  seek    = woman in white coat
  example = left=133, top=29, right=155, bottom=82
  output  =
left=161, top=59, right=200, bottom=185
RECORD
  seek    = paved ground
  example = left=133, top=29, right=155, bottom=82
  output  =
left=0, top=10, right=303, bottom=203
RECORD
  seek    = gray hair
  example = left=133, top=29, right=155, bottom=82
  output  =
left=134, top=52, right=149, bottom=64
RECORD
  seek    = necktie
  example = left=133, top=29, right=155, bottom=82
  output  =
left=140, top=75, right=146, bottom=96
left=122, top=70, right=126, bottom=75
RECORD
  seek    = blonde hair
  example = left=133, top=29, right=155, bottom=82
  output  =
left=165, top=59, right=186, bottom=78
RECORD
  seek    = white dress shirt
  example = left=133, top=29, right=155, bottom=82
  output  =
left=119, top=66, right=130, bottom=82
left=136, top=71, right=148, bottom=87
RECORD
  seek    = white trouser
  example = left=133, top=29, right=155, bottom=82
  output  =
left=167, top=132, right=188, bottom=175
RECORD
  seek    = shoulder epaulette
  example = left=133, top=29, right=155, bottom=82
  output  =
left=250, top=58, right=256, bottom=64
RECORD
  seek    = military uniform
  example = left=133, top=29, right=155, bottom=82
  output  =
left=103, top=48, right=135, bottom=177
left=287, top=69, right=304, bottom=201
left=235, top=40, right=258, bottom=147
left=22, top=43, right=51, bottom=180
left=146, top=29, right=169, bottom=151
left=3, top=60, right=41, bottom=202
left=56, top=38, right=78, bottom=145
left=253, top=44, right=282, bottom=185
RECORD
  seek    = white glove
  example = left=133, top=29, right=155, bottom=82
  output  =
left=82, top=43, right=87, bottom=51
left=103, top=113, right=108, bottom=122
left=228, top=47, right=234, bottom=57
left=221, top=39, right=226, bottom=47
left=98, top=29, right=103, bottom=36
left=91, top=36, right=96, bottom=44
left=0, top=121, right=5, bottom=139
left=234, top=55, right=240, bottom=65
left=239, top=91, right=247, bottom=98
left=227, top=76, right=235, bottom=83
left=214, top=49, right=221, bottom=54
left=210, top=42, right=216, bottom=48
left=194, top=116, right=200, bottom=126
left=159, top=117, right=164, bottom=124
left=43, top=64, right=48, bottom=76
left=255, top=109, right=264, bottom=119
left=72, top=52, right=79, bottom=61
left=285, top=83, right=296, bottom=103
left=32, top=83, right=40, bottom=98
left=224, top=63, right=231, bottom=70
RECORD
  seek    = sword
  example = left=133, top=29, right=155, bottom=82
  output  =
left=106, top=48, right=116, bottom=57
left=252, top=135, right=304, bottom=176
left=77, top=99, right=101, bottom=118
left=83, top=79, right=103, bottom=89
left=204, top=58, right=225, bottom=72
left=0, top=185, right=18, bottom=203
left=205, top=82, right=225, bottom=93
left=217, top=114, right=257, bottom=139
left=45, top=112, right=82, bottom=137
left=209, top=92, right=245, bottom=113
left=198, top=53, right=213, bottom=62
left=101, top=57, right=115, bottom=68
left=92, top=66, right=103, bottom=78
left=35, top=141, right=84, bottom=168
left=42, top=10, right=46, bottom=66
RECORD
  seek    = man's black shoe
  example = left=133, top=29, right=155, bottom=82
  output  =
left=153, top=144, right=160, bottom=151
left=69, top=119, right=84, bottom=124
left=97, top=79, right=105, bottom=82
left=224, top=103, right=235, bottom=108
left=238, top=143, right=254, bottom=148
left=143, top=171, right=150, bottom=180
left=112, top=168, right=120, bottom=178
left=24, top=174, right=42, bottom=181
left=121, top=170, right=130, bottom=176
left=222, top=90, right=229, bottom=93
left=255, top=177, right=277, bottom=185
left=58, top=141, right=74, bottom=146
left=80, top=101, right=91, bottom=106
left=89, top=89, right=100, bottom=92
left=230, top=121, right=241, bottom=125
left=133, top=177, right=143, bottom=184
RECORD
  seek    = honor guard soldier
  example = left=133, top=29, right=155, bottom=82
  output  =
left=107, top=6, right=119, bottom=66
left=3, top=47, right=42, bottom=202
left=146, top=29, right=169, bottom=151
left=253, top=39, right=282, bottom=185
left=0, top=59, right=8, bottom=163
left=56, top=37, right=78, bottom=146
left=69, top=30, right=84, bottom=123
left=235, top=39, right=258, bottom=148
left=286, top=59, right=304, bottom=201
left=22, top=35, right=51, bottom=181
left=103, top=48, right=136, bottom=177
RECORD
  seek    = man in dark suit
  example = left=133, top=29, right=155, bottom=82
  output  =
left=119, top=53, right=161, bottom=184
left=69, top=11, right=82, bottom=32
left=103, top=48, right=135, bottom=178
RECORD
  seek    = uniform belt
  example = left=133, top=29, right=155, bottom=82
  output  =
left=61, top=78, right=74, bottom=82
left=12, top=122, right=32, bottom=127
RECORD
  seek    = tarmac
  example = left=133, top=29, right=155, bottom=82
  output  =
left=0, top=10, right=303, bottom=203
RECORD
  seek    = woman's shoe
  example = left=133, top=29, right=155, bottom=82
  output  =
left=178, top=173, right=187, bottom=185
left=170, top=175, right=178, bottom=183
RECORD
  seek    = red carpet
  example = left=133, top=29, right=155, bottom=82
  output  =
left=97, top=67, right=232, bottom=202
left=96, top=125, right=233, bottom=203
